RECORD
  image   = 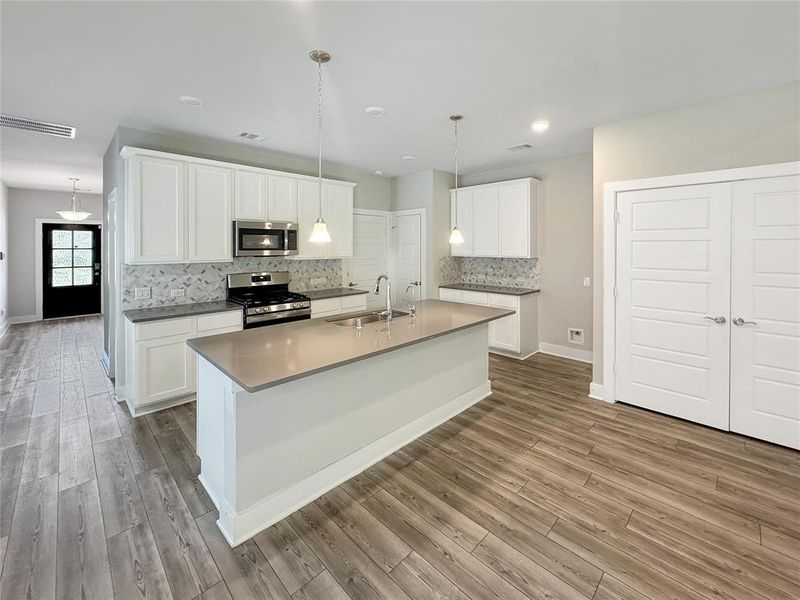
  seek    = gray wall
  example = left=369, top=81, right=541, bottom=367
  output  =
left=390, top=169, right=453, bottom=296
left=7, top=188, right=103, bottom=318
left=0, top=183, right=8, bottom=331
left=592, top=81, right=800, bottom=385
left=461, top=153, right=593, bottom=354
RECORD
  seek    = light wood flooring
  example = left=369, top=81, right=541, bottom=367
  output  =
left=1, top=316, right=799, bottom=599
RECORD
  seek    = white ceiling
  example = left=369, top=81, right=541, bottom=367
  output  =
left=1, top=1, right=798, bottom=192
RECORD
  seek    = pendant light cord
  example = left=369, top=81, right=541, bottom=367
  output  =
left=453, top=117, right=459, bottom=224
left=317, top=59, right=323, bottom=218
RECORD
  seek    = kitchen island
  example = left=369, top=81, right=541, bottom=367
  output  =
left=187, top=299, right=513, bottom=546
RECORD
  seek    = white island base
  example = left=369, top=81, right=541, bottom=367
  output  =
left=196, top=323, right=491, bottom=546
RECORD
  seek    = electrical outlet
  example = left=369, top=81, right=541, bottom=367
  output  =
left=134, top=287, right=151, bottom=300
left=583, top=277, right=591, bottom=288
left=170, top=288, right=185, bottom=298
left=311, top=277, right=326, bottom=285
left=568, top=328, right=584, bottom=345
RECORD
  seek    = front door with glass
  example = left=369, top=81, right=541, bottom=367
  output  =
left=42, top=223, right=101, bottom=319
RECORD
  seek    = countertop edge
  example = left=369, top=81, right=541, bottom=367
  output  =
left=123, top=302, right=243, bottom=323
left=300, top=288, right=370, bottom=300
left=188, top=308, right=514, bottom=393
left=438, top=283, right=540, bottom=296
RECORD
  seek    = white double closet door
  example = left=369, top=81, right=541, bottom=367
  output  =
left=615, top=175, right=800, bottom=449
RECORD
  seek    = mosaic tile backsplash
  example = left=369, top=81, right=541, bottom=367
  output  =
left=123, top=258, right=344, bottom=309
left=439, top=256, right=540, bottom=289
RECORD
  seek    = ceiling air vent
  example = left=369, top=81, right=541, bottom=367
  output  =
left=237, top=131, right=267, bottom=143
left=0, top=114, right=76, bottom=139
left=506, top=143, right=533, bottom=152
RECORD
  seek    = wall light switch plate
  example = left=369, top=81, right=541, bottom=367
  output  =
left=583, top=277, right=591, bottom=288
left=170, top=288, right=185, bottom=298
left=134, top=287, right=151, bottom=300
left=568, top=328, right=584, bottom=345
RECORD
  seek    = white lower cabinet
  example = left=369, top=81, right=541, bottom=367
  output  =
left=439, top=288, right=539, bottom=358
left=310, top=294, right=367, bottom=319
left=124, top=310, right=242, bottom=416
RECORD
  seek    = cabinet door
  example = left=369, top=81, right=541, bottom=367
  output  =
left=499, top=182, right=530, bottom=257
left=439, top=288, right=462, bottom=302
left=188, top=164, right=233, bottom=262
left=324, top=183, right=354, bottom=258
left=136, top=334, right=194, bottom=405
left=234, top=170, right=267, bottom=220
left=489, top=313, right=519, bottom=353
left=296, top=180, right=326, bottom=258
left=268, top=175, right=298, bottom=222
left=450, top=190, right=473, bottom=256
left=473, top=186, right=499, bottom=256
left=129, top=155, right=186, bottom=264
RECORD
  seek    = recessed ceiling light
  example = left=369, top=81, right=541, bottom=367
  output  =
left=531, top=120, right=550, bottom=133
left=364, top=106, right=386, bottom=117
left=373, top=170, right=384, bottom=176
left=402, top=155, right=416, bottom=161
left=179, top=95, right=206, bottom=107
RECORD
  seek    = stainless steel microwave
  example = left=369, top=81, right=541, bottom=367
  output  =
left=233, top=221, right=299, bottom=256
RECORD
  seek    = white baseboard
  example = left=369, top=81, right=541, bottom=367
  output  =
left=4, top=314, right=39, bottom=330
left=211, top=380, right=492, bottom=547
left=589, top=381, right=612, bottom=403
left=489, top=348, right=539, bottom=360
left=539, top=342, right=593, bottom=364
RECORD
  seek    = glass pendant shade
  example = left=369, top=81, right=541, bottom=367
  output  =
left=58, top=182, right=91, bottom=221
left=309, top=217, right=332, bottom=243
left=448, top=225, right=464, bottom=245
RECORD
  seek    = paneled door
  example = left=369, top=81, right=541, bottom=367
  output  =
left=392, top=212, right=423, bottom=307
left=730, top=175, right=800, bottom=449
left=615, top=183, right=732, bottom=429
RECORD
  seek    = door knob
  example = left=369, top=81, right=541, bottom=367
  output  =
left=732, top=317, right=757, bottom=326
left=703, top=316, right=727, bottom=325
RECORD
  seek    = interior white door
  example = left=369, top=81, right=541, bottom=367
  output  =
left=392, top=212, right=423, bottom=307
left=730, top=175, right=800, bottom=449
left=343, top=212, right=389, bottom=310
left=615, top=183, right=732, bottom=430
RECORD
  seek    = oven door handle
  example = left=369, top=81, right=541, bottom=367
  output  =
left=246, top=308, right=311, bottom=324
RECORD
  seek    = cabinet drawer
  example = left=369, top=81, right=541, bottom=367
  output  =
left=136, top=317, right=193, bottom=341
left=341, top=294, right=367, bottom=310
left=196, top=311, right=242, bottom=332
left=439, top=288, right=463, bottom=302
left=311, top=298, right=341, bottom=315
left=461, top=291, right=489, bottom=305
left=488, top=293, right=519, bottom=309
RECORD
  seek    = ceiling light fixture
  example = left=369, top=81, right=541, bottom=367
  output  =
left=57, top=178, right=91, bottom=221
left=179, top=95, right=206, bottom=107
left=402, top=155, right=416, bottom=161
left=373, top=170, right=384, bottom=176
left=364, top=106, right=386, bottom=117
left=448, top=115, right=465, bottom=245
left=531, top=120, right=550, bottom=132
left=308, top=50, right=332, bottom=244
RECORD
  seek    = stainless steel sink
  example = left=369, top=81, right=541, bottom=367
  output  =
left=327, top=310, right=409, bottom=328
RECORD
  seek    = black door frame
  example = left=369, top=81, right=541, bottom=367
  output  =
left=37, top=219, right=103, bottom=320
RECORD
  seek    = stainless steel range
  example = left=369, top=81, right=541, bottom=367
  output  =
left=226, top=271, right=311, bottom=329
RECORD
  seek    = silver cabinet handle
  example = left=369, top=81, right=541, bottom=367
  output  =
left=733, top=317, right=757, bottom=326
left=703, top=316, right=727, bottom=324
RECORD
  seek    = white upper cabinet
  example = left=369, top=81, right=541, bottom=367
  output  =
left=188, top=164, right=233, bottom=262
left=268, top=175, right=298, bottom=222
left=450, top=190, right=474, bottom=256
left=126, top=154, right=186, bottom=264
left=122, top=147, right=356, bottom=264
left=450, top=178, right=539, bottom=258
left=324, top=182, right=354, bottom=258
left=473, top=186, right=499, bottom=256
left=234, top=170, right=268, bottom=220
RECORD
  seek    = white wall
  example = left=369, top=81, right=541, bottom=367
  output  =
left=0, top=183, right=8, bottom=334
left=593, top=81, right=800, bottom=386
left=461, top=154, right=593, bottom=355
left=6, top=188, right=103, bottom=319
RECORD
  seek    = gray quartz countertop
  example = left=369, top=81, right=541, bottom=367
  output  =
left=300, top=287, right=370, bottom=300
left=439, top=282, right=540, bottom=296
left=124, top=301, right=242, bottom=323
left=187, top=299, right=513, bottom=393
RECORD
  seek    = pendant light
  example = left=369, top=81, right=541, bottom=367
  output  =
left=57, top=177, right=91, bottom=221
left=309, top=50, right=332, bottom=244
left=448, top=115, right=465, bottom=244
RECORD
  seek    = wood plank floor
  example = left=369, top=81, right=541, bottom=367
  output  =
left=1, top=316, right=799, bottom=600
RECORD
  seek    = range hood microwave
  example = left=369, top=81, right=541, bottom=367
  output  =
left=233, top=221, right=299, bottom=257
